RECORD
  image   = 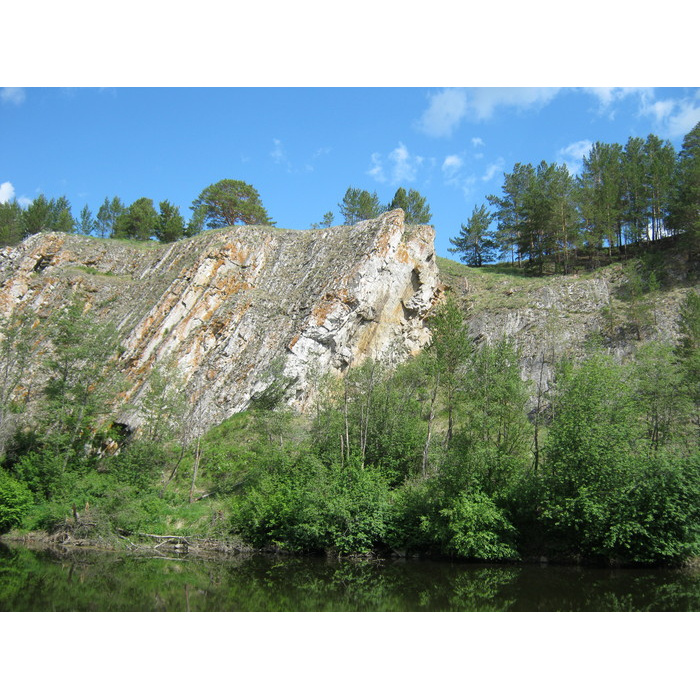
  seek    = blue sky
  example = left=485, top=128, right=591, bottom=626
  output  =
left=2, top=86, right=699, bottom=259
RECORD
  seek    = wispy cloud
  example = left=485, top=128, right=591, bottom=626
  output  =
left=0, top=181, right=15, bottom=203
left=0, top=181, right=30, bottom=207
left=1, top=87, right=26, bottom=106
left=367, top=153, right=385, bottom=182
left=481, top=158, right=505, bottom=182
left=442, top=154, right=463, bottom=177
left=270, top=138, right=287, bottom=165
left=440, top=154, right=479, bottom=198
left=416, top=88, right=469, bottom=138
left=666, top=100, right=700, bottom=139
left=557, top=140, right=593, bottom=176
left=367, top=143, right=424, bottom=185
left=581, top=87, right=699, bottom=139
left=639, top=91, right=700, bottom=139
left=469, top=87, right=561, bottom=121
left=471, top=137, right=485, bottom=148
left=388, top=142, right=422, bottom=182
left=417, top=87, right=562, bottom=137
left=582, top=87, right=652, bottom=112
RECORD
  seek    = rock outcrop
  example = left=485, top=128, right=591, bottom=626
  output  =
left=0, top=210, right=443, bottom=431
left=440, top=250, right=699, bottom=399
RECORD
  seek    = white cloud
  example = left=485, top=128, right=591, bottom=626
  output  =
left=367, top=153, right=385, bottom=182
left=416, top=88, right=468, bottom=137
left=481, top=158, right=505, bottom=182
left=639, top=94, right=700, bottom=139
left=471, top=137, right=485, bottom=148
left=417, top=87, right=562, bottom=137
left=368, top=143, right=424, bottom=184
left=442, top=154, right=463, bottom=177
left=0, top=181, right=15, bottom=204
left=441, top=156, right=477, bottom=196
left=667, top=102, right=700, bottom=139
left=0, top=87, right=26, bottom=106
left=642, top=98, right=675, bottom=123
left=388, top=142, right=422, bottom=182
left=469, top=87, right=562, bottom=121
left=557, top=140, right=593, bottom=176
left=581, top=88, right=700, bottom=138
left=583, top=87, right=653, bottom=111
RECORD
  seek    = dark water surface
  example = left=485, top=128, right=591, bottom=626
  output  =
left=1, top=542, right=699, bottom=611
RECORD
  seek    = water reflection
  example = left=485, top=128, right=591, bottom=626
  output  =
left=0, top=543, right=698, bottom=612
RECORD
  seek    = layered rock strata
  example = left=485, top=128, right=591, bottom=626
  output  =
left=0, top=210, right=443, bottom=431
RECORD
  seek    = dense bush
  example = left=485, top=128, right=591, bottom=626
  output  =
left=230, top=454, right=392, bottom=555
left=428, top=491, right=518, bottom=560
left=538, top=353, right=700, bottom=564
left=0, top=469, right=33, bottom=533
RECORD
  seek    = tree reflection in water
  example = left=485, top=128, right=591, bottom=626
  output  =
left=0, top=544, right=698, bottom=612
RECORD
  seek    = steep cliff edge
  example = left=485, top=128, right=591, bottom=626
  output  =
left=0, top=210, right=442, bottom=430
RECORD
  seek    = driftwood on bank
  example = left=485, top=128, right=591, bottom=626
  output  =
left=113, top=530, right=250, bottom=557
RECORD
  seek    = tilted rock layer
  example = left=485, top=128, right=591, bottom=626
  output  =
left=0, top=210, right=442, bottom=430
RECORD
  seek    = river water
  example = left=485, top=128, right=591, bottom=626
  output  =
left=1, top=542, right=698, bottom=611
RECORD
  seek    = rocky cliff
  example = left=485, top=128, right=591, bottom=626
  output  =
left=0, top=210, right=442, bottom=431
left=438, top=248, right=699, bottom=396
left=2, top=210, right=697, bottom=435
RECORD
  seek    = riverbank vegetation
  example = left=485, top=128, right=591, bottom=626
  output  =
left=1, top=275, right=699, bottom=566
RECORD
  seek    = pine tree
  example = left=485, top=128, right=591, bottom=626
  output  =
left=0, top=200, right=24, bottom=246
left=51, top=196, right=75, bottom=233
left=666, top=121, right=700, bottom=247
left=155, top=200, right=185, bottom=242
left=519, top=162, right=577, bottom=273
left=338, top=187, right=384, bottom=224
left=96, top=197, right=125, bottom=238
left=191, top=179, right=274, bottom=228
left=621, top=136, right=649, bottom=245
left=448, top=204, right=496, bottom=266
left=577, top=141, right=625, bottom=252
left=77, top=204, right=96, bottom=237
left=388, top=187, right=432, bottom=224
left=22, top=194, right=54, bottom=235
left=643, top=134, right=676, bottom=241
left=487, top=163, right=535, bottom=265
left=112, top=197, right=158, bottom=240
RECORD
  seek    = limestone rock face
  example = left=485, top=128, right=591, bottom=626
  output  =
left=0, top=210, right=442, bottom=430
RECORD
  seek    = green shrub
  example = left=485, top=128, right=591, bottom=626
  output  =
left=422, top=490, right=519, bottom=560
left=229, top=455, right=392, bottom=555
left=104, top=440, right=171, bottom=491
left=385, top=476, right=440, bottom=553
left=539, top=353, right=700, bottom=564
left=0, top=469, right=33, bottom=533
